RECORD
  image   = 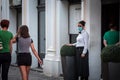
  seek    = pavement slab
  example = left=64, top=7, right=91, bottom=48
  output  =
left=0, top=66, right=64, bottom=80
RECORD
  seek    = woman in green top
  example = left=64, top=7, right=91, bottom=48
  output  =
left=103, top=24, right=119, bottom=47
left=0, top=19, right=13, bottom=80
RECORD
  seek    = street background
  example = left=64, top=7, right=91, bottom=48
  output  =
left=0, top=66, right=63, bottom=80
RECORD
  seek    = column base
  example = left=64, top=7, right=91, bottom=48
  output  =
left=43, top=54, right=61, bottom=77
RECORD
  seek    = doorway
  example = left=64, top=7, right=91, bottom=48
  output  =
left=38, top=0, right=46, bottom=67
left=101, top=2, right=119, bottom=48
left=101, top=1, right=119, bottom=79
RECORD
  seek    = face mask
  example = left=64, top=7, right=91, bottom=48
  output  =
left=78, top=27, right=83, bottom=32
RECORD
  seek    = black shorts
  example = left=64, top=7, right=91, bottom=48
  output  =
left=17, top=53, right=32, bottom=66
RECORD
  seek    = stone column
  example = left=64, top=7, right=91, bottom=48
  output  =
left=56, top=0, right=69, bottom=74
left=43, top=0, right=69, bottom=77
left=81, top=0, right=84, bottom=20
left=43, top=0, right=58, bottom=77
left=85, top=0, right=101, bottom=80
left=22, top=0, right=29, bottom=25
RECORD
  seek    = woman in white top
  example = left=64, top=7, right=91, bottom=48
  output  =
left=68, top=21, right=89, bottom=80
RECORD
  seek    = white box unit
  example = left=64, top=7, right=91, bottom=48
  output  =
left=10, top=0, right=21, bottom=6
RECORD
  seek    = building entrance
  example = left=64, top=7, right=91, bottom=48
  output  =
left=101, top=1, right=119, bottom=48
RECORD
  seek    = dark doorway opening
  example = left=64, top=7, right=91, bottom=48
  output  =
left=101, top=2, right=119, bottom=80
left=101, top=3, right=119, bottom=48
left=37, top=0, right=45, bottom=68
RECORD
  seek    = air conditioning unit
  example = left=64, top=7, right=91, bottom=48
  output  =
left=10, top=0, right=22, bottom=6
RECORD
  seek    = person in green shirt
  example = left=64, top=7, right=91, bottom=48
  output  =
left=101, top=24, right=119, bottom=80
left=103, top=24, right=119, bottom=47
left=0, top=19, right=13, bottom=80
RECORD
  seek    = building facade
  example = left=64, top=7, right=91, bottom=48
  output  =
left=0, top=0, right=119, bottom=80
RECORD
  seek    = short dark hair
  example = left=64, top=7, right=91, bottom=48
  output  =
left=109, top=24, right=116, bottom=29
left=0, top=19, right=10, bottom=28
left=19, top=25, right=30, bottom=38
left=79, top=20, right=86, bottom=26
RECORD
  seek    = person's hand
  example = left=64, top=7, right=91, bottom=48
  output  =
left=66, top=44, right=73, bottom=46
left=16, top=27, right=21, bottom=36
left=38, top=59, right=43, bottom=65
left=116, top=41, right=120, bottom=46
left=81, top=54, right=85, bottom=58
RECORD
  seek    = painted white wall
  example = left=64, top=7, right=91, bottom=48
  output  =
left=22, top=0, right=38, bottom=68
left=9, top=9, right=17, bottom=64
left=85, top=0, right=101, bottom=80
left=1, top=0, right=9, bottom=19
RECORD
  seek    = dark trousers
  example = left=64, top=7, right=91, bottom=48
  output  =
left=76, top=47, right=89, bottom=80
left=0, top=53, right=11, bottom=80
left=81, top=77, right=88, bottom=80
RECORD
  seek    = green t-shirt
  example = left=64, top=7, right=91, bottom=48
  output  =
left=0, top=30, right=13, bottom=53
left=103, top=30, right=119, bottom=45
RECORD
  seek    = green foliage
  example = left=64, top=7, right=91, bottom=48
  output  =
left=60, top=45, right=76, bottom=56
left=101, top=45, right=120, bottom=62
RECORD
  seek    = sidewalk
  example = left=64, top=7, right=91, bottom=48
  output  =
left=1, top=65, right=64, bottom=80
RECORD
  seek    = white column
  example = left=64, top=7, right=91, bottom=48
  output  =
left=1, top=0, right=9, bottom=19
left=22, top=0, right=38, bottom=68
left=44, top=0, right=58, bottom=77
left=0, top=0, right=2, bottom=20
left=85, top=0, right=101, bottom=80
left=56, top=0, right=69, bottom=56
left=44, top=0, right=69, bottom=77
left=45, top=0, right=56, bottom=58
left=56, top=0, right=69, bottom=74
left=22, top=0, right=29, bottom=25
left=81, top=0, right=84, bottom=20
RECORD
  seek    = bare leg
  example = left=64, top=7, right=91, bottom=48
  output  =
left=19, top=66, right=28, bottom=80
left=26, top=66, right=31, bottom=79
